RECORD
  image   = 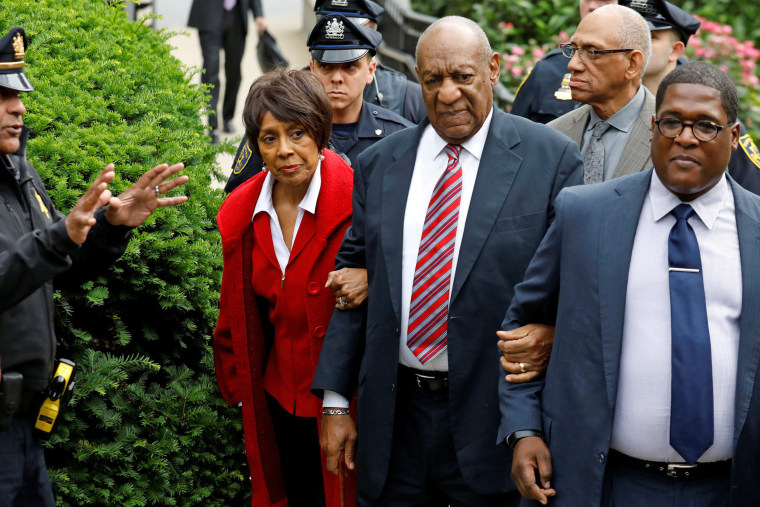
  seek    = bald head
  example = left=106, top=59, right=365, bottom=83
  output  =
left=416, top=16, right=492, bottom=67
left=588, top=4, right=651, bottom=72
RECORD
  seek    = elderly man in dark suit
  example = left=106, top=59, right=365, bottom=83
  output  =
left=500, top=61, right=760, bottom=506
left=188, top=0, right=266, bottom=142
left=312, top=16, right=583, bottom=506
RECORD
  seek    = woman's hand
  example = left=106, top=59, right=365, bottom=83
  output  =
left=325, top=267, right=368, bottom=310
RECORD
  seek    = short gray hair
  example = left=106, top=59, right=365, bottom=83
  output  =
left=595, top=4, right=652, bottom=75
left=415, top=16, right=493, bottom=67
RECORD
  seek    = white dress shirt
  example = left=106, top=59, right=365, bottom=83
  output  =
left=323, top=110, right=494, bottom=408
left=252, top=162, right=322, bottom=272
left=610, top=171, right=741, bottom=462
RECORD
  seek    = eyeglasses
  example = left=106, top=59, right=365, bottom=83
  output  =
left=559, top=44, right=633, bottom=62
left=654, top=117, right=735, bottom=142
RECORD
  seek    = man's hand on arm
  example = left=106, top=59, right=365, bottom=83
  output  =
left=320, top=409, right=357, bottom=475
left=511, top=437, right=555, bottom=505
left=497, top=324, right=554, bottom=382
left=325, top=267, right=368, bottom=310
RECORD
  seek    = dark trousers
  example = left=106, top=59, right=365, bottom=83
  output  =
left=358, top=369, right=519, bottom=507
left=197, top=8, right=246, bottom=129
left=266, top=393, right=326, bottom=507
left=602, top=455, right=730, bottom=507
left=0, top=416, right=55, bottom=507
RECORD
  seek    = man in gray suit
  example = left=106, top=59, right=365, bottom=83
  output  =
left=549, top=4, right=653, bottom=183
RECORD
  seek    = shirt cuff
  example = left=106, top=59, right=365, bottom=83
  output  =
left=322, top=390, right=350, bottom=408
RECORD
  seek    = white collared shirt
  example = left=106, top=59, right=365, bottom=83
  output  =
left=397, top=109, right=494, bottom=371
left=252, top=162, right=322, bottom=272
left=611, top=171, right=741, bottom=462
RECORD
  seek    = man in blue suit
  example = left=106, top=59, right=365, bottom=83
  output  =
left=499, top=61, right=760, bottom=506
left=312, top=16, right=583, bottom=506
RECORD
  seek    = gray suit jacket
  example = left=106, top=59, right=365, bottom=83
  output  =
left=548, top=87, right=655, bottom=179
left=499, top=170, right=760, bottom=506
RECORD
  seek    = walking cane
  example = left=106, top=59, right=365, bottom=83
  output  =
left=338, top=452, right=345, bottom=507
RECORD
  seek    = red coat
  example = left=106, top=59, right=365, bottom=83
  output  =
left=214, top=149, right=356, bottom=507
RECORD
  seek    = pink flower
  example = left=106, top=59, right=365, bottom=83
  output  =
left=747, top=75, right=760, bottom=87
left=532, top=48, right=545, bottom=59
left=511, top=46, right=525, bottom=56
left=720, top=65, right=729, bottom=74
left=511, top=66, right=524, bottom=77
left=695, top=47, right=706, bottom=57
left=722, top=24, right=733, bottom=35
left=558, top=31, right=569, bottom=41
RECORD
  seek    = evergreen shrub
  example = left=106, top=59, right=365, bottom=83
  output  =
left=0, top=0, right=248, bottom=504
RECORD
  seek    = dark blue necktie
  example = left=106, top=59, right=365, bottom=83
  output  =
left=668, top=203, right=714, bottom=464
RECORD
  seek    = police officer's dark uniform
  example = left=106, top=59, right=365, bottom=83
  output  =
left=314, top=0, right=426, bottom=124
left=509, top=48, right=581, bottom=125
left=621, top=0, right=760, bottom=194
left=0, top=28, right=132, bottom=505
left=224, top=15, right=412, bottom=193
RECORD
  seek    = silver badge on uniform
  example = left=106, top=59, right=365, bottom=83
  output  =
left=325, top=19, right=345, bottom=40
left=331, top=0, right=349, bottom=6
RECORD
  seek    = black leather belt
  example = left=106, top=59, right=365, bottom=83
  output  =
left=398, top=365, right=448, bottom=393
left=609, top=450, right=731, bottom=479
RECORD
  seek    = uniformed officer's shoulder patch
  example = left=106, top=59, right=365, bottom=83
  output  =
left=739, top=133, right=760, bottom=170
left=233, top=140, right=253, bottom=175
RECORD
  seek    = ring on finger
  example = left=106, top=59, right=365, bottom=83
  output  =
left=338, top=296, right=347, bottom=308
left=154, top=185, right=161, bottom=197
left=519, top=362, right=526, bottom=373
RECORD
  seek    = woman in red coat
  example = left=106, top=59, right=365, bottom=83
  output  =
left=214, top=70, right=357, bottom=507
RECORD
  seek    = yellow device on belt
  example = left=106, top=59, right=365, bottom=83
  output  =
left=34, top=359, right=76, bottom=436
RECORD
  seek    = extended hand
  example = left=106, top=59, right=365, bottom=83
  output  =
left=255, top=16, right=267, bottom=34
left=511, top=437, right=555, bottom=505
left=497, top=324, right=554, bottom=382
left=320, top=412, right=357, bottom=475
left=65, top=164, right=116, bottom=245
left=325, top=267, right=368, bottom=310
left=105, top=162, right=188, bottom=227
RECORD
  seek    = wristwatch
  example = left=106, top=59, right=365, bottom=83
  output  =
left=506, top=430, right=544, bottom=449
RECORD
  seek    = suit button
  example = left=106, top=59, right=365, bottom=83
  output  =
left=598, top=453, right=606, bottom=464
left=313, top=326, right=326, bottom=339
left=395, top=328, right=399, bottom=334
left=391, top=384, right=396, bottom=392
left=307, top=282, right=320, bottom=295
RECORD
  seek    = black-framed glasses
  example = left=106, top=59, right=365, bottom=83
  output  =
left=559, top=43, right=633, bottom=62
left=654, top=117, right=735, bottom=142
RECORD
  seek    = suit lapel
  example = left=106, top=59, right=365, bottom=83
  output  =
left=253, top=212, right=281, bottom=272
left=451, top=111, right=521, bottom=302
left=598, top=170, right=651, bottom=412
left=612, top=89, right=655, bottom=179
left=381, top=127, right=422, bottom=322
left=730, top=179, right=760, bottom=444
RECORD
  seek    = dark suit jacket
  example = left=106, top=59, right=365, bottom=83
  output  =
left=188, top=0, right=263, bottom=34
left=499, top=169, right=760, bottom=506
left=312, top=108, right=584, bottom=499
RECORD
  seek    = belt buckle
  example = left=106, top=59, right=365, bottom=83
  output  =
left=415, top=373, right=435, bottom=389
left=667, top=463, right=697, bottom=478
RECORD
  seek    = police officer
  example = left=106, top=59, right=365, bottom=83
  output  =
left=622, top=0, right=760, bottom=195
left=0, top=28, right=188, bottom=505
left=510, top=0, right=618, bottom=124
left=313, top=0, right=426, bottom=124
left=225, top=14, right=412, bottom=193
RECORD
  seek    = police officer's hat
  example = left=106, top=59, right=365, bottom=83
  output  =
left=620, top=0, right=700, bottom=45
left=0, top=27, right=33, bottom=92
left=314, top=0, right=385, bottom=25
left=308, top=14, right=383, bottom=64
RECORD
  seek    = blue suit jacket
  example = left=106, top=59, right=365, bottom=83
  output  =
left=498, top=169, right=760, bottom=506
left=312, top=108, right=584, bottom=499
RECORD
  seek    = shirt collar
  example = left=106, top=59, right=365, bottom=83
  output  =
left=252, top=160, right=322, bottom=220
left=588, top=85, right=646, bottom=134
left=429, top=107, right=494, bottom=161
left=649, top=169, right=728, bottom=230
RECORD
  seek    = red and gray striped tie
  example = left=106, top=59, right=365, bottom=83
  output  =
left=407, top=144, right=463, bottom=364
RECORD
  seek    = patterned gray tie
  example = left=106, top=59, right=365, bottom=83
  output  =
left=583, top=120, right=611, bottom=184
